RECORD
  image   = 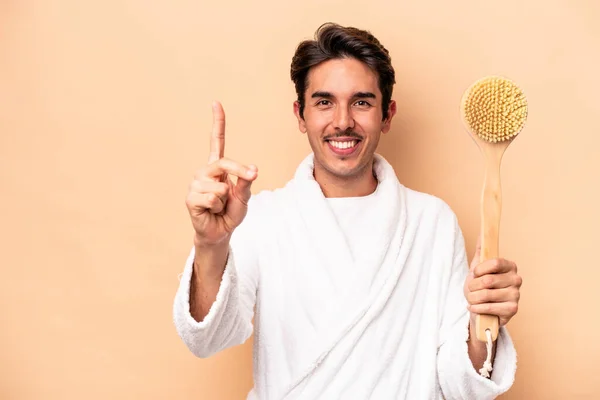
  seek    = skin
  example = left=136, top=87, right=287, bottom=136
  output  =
left=186, top=101, right=258, bottom=322
left=186, top=56, right=523, bottom=378
left=465, top=235, right=522, bottom=375
left=293, top=58, right=395, bottom=198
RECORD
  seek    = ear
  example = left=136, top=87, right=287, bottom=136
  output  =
left=293, top=101, right=307, bottom=133
left=381, top=100, right=397, bottom=134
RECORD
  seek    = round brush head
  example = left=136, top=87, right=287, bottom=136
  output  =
left=461, top=76, right=528, bottom=143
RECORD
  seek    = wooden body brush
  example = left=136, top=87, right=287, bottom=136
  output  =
left=460, top=76, right=528, bottom=349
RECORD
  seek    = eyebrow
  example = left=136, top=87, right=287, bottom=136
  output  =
left=311, top=91, right=377, bottom=99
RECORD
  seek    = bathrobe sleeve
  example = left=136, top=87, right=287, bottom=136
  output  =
left=437, top=213, right=518, bottom=400
left=172, top=196, right=261, bottom=358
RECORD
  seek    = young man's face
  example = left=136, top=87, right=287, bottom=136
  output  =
left=294, top=57, right=396, bottom=180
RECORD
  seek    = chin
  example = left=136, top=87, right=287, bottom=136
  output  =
left=309, top=137, right=376, bottom=179
left=321, top=156, right=370, bottom=179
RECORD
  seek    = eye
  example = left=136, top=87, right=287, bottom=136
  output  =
left=354, top=100, right=372, bottom=107
left=316, top=99, right=331, bottom=106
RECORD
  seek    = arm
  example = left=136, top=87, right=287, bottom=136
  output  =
left=190, top=239, right=230, bottom=323
left=173, top=100, right=259, bottom=358
left=467, top=320, right=497, bottom=373
left=436, top=214, right=517, bottom=400
left=173, top=216, right=259, bottom=358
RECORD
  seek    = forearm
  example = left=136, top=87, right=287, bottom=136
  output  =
left=173, top=241, right=256, bottom=358
left=467, top=320, right=497, bottom=374
left=189, top=237, right=230, bottom=322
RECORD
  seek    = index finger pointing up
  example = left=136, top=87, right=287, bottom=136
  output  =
left=209, top=101, right=225, bottom=163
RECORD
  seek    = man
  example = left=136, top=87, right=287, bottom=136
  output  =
left=173, top=23, right=522, bottom=399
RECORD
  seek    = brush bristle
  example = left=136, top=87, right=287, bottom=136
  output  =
left=463, top=76, right=528, bottom=143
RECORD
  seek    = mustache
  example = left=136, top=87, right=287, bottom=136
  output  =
left=323, top=130, right=363, bottom=141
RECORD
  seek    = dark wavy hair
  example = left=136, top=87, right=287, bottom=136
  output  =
left=290, top=22, right=396, bottom=120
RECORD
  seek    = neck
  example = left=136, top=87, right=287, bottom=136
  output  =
left=313, top=159, right=378, bottom=198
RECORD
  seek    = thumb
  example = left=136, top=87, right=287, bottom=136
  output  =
left=223, top=167, right=257, bottom=229
left=233, top=165, right=257, bottom=204
left=470, top=233, right=482, bottom=271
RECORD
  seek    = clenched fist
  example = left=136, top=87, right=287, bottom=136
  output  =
left=185, top=101, right=258, bottom=248
left=464, top=236, right=523, bottom=327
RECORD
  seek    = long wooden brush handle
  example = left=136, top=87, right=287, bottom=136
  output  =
left=475, top=151, right=502, bottom=342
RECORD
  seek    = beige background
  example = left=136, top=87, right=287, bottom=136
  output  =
left=1, top=0, right=599, bottom=399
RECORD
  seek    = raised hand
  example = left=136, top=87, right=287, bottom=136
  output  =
left=185, top=101, right=258, bottom=247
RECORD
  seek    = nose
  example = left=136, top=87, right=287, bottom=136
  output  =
left=333, top=105, right=355, bottom=132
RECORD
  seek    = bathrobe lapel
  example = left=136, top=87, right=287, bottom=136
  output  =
left=285, top=153, right=408, bottom=396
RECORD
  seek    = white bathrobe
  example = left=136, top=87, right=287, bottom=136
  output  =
left=173, top=153, right=517, bottom=399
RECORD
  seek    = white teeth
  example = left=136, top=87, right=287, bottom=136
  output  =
left=330, top=140, right=357, bottom=149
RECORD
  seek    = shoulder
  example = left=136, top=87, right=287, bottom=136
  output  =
left=231, top=186, right=293, bottom=246
left=403, top=188, right=467, bottom=267
left=404, top=187, right=458, bottom=224
left=402, top=186, right=464, bottom=248
left=247, top=186, right=287, bottom=211
left=243, top=185, right=293, bottom=224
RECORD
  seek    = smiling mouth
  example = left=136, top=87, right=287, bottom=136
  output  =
left=327, top=139, right=359, bottom=149
left=325, top=137, right=362, bottom=156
